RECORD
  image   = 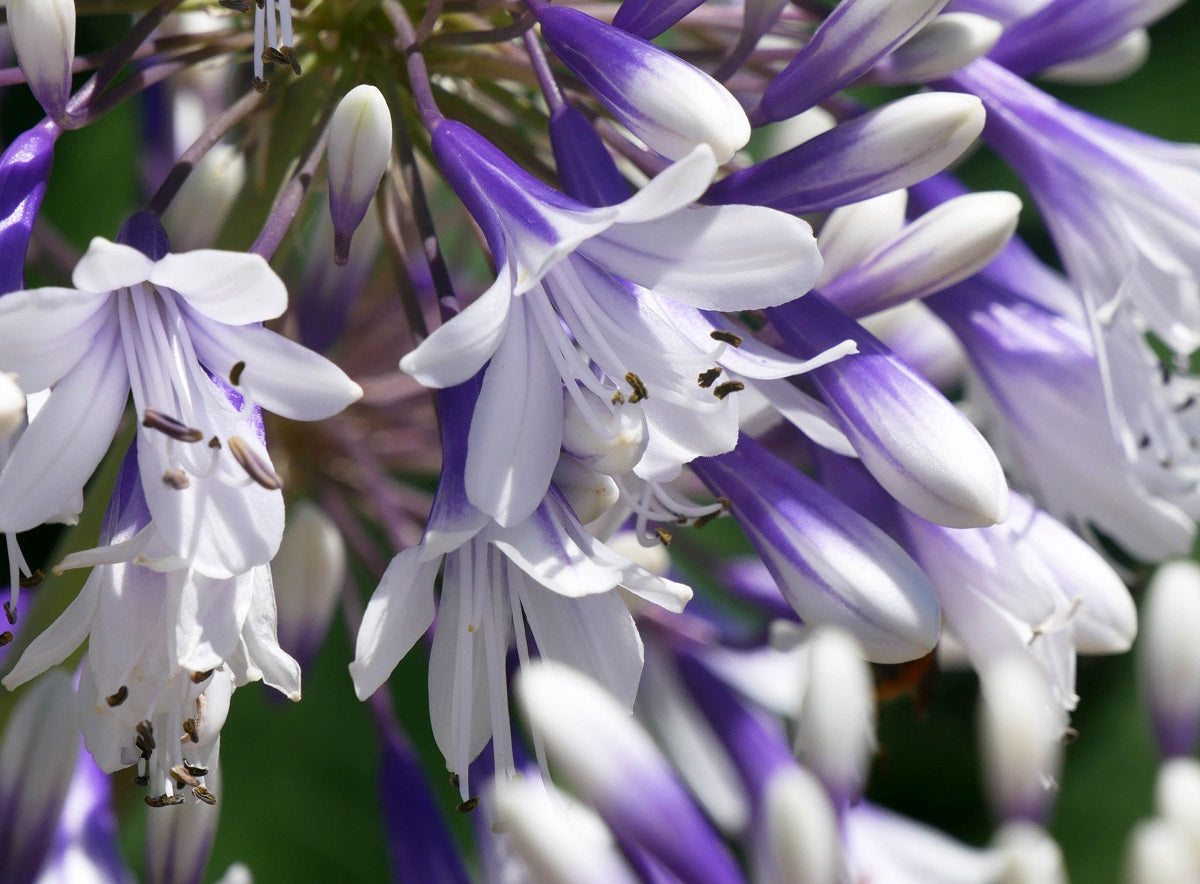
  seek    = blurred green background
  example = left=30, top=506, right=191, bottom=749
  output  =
left=2, top=3, right=1200, bottom=881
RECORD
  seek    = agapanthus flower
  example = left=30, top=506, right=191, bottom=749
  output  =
left=0, top=214, right=362, bottom=581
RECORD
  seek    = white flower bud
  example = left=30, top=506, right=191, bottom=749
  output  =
left=0, top=373, right=26, bottom=442
left=561, top=389, right=648, bottom=477
left=1042, top=30, right=1150, bottom=85
left=161, top=144, right=246, bottom=251
left=993, top=823, right=1067, bottom=884
left=1140, top=560, right=1200, bottom=757
left=1124, top=819, right=1200, bottom=884
left=977, top=655, right=1065, bottom=823
left=271, top=501, right=345, bottom=665
left=7, top=0, right=75, bottom=122
left=1156, top=758, right=1200, bottom=859
left=758, top=765, right=842, bottom=884
left=552, top=457, right=619, bottom=525
left=793, top=628, right=877, bottom=804
left=327, top=85, right=392, bottom=265
left=875, top=14, right=1004, bottom=84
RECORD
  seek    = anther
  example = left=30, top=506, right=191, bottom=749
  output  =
left=710, top=330, right=742, bottom=347
left=655, top=527, right=672, bottom=545
left=208, top=436, right=221, bottom=449
left=184, top=762, right=210, bottom=777
left=448, top=773, right=460, bottom=788
left=3, top=600, right=14, bottom=625
left=191, top=669, right=214, bottom=684
left=692, top=510, right=721, bottom=529
left=143, top=409, right=204, bottom=443
left=163, top=469, right=190, bottom=490
left=280, top=46, right=302, bottom=75
left=171, top=765, right=201, bottom=788
left=218, top=0, right=252, bottom=9
left=261, top=47, right=289, bottom=65
left=145, top=794, right=186, bottom=808
left=229, top=360, right=246, bottom=386
left=106, top=686, right=129, bottom=707
left=718, top=496, right=732, bottom=509
left=697, top=367, right=722, bottom=388
left=253, top=77, right=269, bottom=94
left=192, top=785, right=218, bottom=805
left=1175, top=395, right=1196, bottom=413
left=1138, top=433, right=1151, bottom=449
left=133, top=773, right=150, bottom=786
left=625, top=372, right=648, bottom=404
left=1062, top=727, right=1079, bottom=745
left=19, top=570, right=43, bottom=589
left=610, top=390, right=625, bottom=405
left=228, top=436, right=283, bottom=490
left=0, top=632, right=11, bottom=647
left=713, top=381, right=744, bottom=400
left=457, top=796, right=481, bottom=813
left=182, top=718, right=200, bottom=743
left=136, top=720, right=156, bottom=756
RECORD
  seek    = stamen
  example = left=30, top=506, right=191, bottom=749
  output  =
left=611, top=390, right=625, bottom=405
left=192, top=785, right=218, bottom=805
left=218, top=0, right=253, bottom=9
left=655, top=527, right=673, bottom=545
left=228, top=436, right=283, bottom=490
left=145, top=794, right=186, bottom=808
left=106, top=686, right=129, bottom=707
left=457, top=797, right=481, bottom=813
left=253, top=77, right=269, bottom=94
left=710, top=330, right=743, bottom=347
left=3, top=601, right=14, bottom=625
left=182, top=718, right=200, bottom=743
left=280, top=46, right=302, bottom=75
left=191, top=669, right=214, bottom=683
left=143, top=409, right=204, bottom=443
left=171, top=764, right=201, bottom=788
left=229, top=361, right=247, bottom=386
left=162, top=469, right=191, bottom=490
left=136, top=720, right=156, bottom=759
left=184, top=762, right=209, bottom=777
left=697, top=367, right=723, bottom=388
left=625, top=372, right=648, bottom=403
left=19, top=570, right=43, bottom=588
left=713, top=380, right=745, bottom=400
left=0, top=632, right=11, bottom=647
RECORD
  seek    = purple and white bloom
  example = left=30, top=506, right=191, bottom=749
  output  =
left=6, top=0, right=75, bottom=123
left=874, top=13, right=1004, bottom=84
left=947, top=58, right=1200, bottom=359
left=0, top=214, right=362, bottom=580
left=400, top=121, right=821, bottom=525
left=754, top=0, right=950, bottom=123
left=515, top=662, right=744, bottom=884
left=535, top=6, right=750, bottom=163
left=1140, top=560, right=1200, bottom=758
left=770, top=293, right=1010, bottom=528
left=692, top=436, right=942, bottom=663
left=326, top=85, right=391, bottom=264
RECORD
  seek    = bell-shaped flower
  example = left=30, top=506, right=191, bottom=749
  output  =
left=947, top=58, right=1200, bottom=358
left=7, top=0, right=75, bottom=123
left=0, top=213, right=362, bottom=578
left=709, top=93, right=986, bottom=214
left=401, top=121, right=821, bottom=525
left=535, top=7, right=750, bottom=163
left=769, top=292, right=1009, bottom=528
left=326, top=85, right=391, bottom=264
left=754, top=0, right=950, bottom=123
left=691, top=435, right=942, bottom=663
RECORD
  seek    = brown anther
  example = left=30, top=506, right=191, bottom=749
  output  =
left=261, top=46, right=289, bottom=66
left=145, top=794, right=186, bottom=808
left=280, top=45, right=302, bottom=75
left=106, top=686, right=129, bottom=707
left=208, top=436, right=222, bottom=449
left=136, top=720, right=156, bottom=752
left=655, top=527, right=673, bottom=545
left=228, top=436, right=283, bottom=490
left=3, top=600, right=14, bottom=625
left=448, top=773, right=460, bottom=788
left=19, top=570, right=44, bottom=589
left=697, top=367, right=722, bottom=388
left=182, top=718, right=200, bottom=743
left=710, top=330, right=743, bottom=347
left=717, top=496, right=732, bottom=509
left=192, top=785, right=218, bottom=805
left=1176, top=395, right=1197, bottom=413
left=162, top=469, right=190, bottom=490
left=218, top=0, right=252, bottom=10
left=142, top=409, right=204, bottom=443
left=184, top=762, right=210, bottom=777
left=0, top=632, right=11, bottom=647
left=625, top=372, right=648, bottom=404
left=229, top=360, right=246, bottom=386
left=692, top=511, right=721, bottom=529
left=133, top=773, right=150, bottom=786
left=171, top=765, right=201, bottom=789
left=457, top=796, right=481, bottom=813
left=252, top=77, right=269, bottom=94
left=1063, top=727, right=1080, bottom=745
left=713, top=381, right=745, bottom=400
left=190, top=669, right=214, bottom=684
left=610, top=390, right=625, bottom=405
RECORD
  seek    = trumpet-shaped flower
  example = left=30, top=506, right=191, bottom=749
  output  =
left=0, top=214, right=362, bottom=578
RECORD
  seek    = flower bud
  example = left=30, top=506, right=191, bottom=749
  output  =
left=1042, top=30, right=1150, bottom=85
left=145, top=757, right=222, bottom=884
left=1156, top=758, right=1200, bottom=857
left=552, top=458, right=619, bottom=525
left=327, top=85, right=392, bottom=265
left=0, top=373, right=26, bottom=442
left=161, top=144, right=246, bottom=251
left=7, top=0, right=75, bottom=123
left=758, top=765, right=842, bottom=884
left=561, top=388, right=648, bottom=476
left=536, top=6, right=750, bottom=163
left=993, top=823, right=1067, bottom=884
left=793, top=629, right=877, bottom=805
left=1140, top=560, right=1200, bottom=757
left=977, top=655, right=1065, bottom=823
left=0, top=119, right=59, bottom=293
left=271, top=501, right=346, bottom=667
left=874, top=14, right=1003, bottom=84
left=1124, top=819, right=1200, bottom=884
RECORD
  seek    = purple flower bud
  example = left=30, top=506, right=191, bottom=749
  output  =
left=612, top=0, right=705, bottom=39
left=327, top=85, right=392, bottom=265
left=0, top=120, right=60, bottom=293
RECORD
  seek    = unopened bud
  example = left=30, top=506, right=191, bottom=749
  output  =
left=1042, top=29, right=1150, bottom=85
left=1156, top=758, right=1200, bottom=858
left=1140, top=560, right=1200, bottom=757
left=161, top=144, right=246, bottom=251
left=552, top=458, right=619, bottom=525
left=7, top=0, right=75, bottom=123
left=327, top=85, right=392, bottom=265
left=561, top=389, right=648, bottom=476
left=271, top=501, right=345, bottom=666
left=993, top=823, right=1067, bottom=884
left=1124, top=818, right=1200, bottom=884
left=875, top=14, right=1003, bottom=84
left=758, top=765, right=842, bottom=884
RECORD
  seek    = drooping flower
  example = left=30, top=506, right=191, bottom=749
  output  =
left=0, top=213, right=362, bottom=580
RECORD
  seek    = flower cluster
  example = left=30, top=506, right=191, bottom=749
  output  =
left=0, top=0, right=1196, bottom=879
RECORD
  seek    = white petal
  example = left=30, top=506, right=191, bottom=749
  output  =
left=0, top=324, right=127, bottom=532
left=749, top=378, right=856, bottom=456
left=465, top=300, right=563, bottom=527
left=349, top=547, right=439, bottom=700
left=610, top=144, right=718, bottom=224
left=580, top=204, right=821, bottom=310
left=400, top=268, right=514, bottom=388
left=240, top=566, right=301, bottom=698
left=71, top=238, right=154, bottom=292
left=0, top=287, right=113, bottom=391
left=184, top=310, right=362, bottom=420
left=1, top=569, right=100, bottom=689
left=175, top=571, right=249, bottom=672
left=150, top=250, right=287, bottom=324
left=491, top=500, right=624, bottom=598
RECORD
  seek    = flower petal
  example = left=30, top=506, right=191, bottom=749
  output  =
left=0, top=287, right=112, bottom=391
left=174, top=570, right=250, bottom=672
left=0, top=323, right=127, bottom=532
left=0, top=569, right=100, bottom=689
left=149, top=249, right=287, bottom=324
left=71, top=238, right=154, bottom=292
left=399, top=267, right=514, bottom=388
left=183, top=309, right=363, bottom=420
left=239, top=566, right=302, bottom=699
